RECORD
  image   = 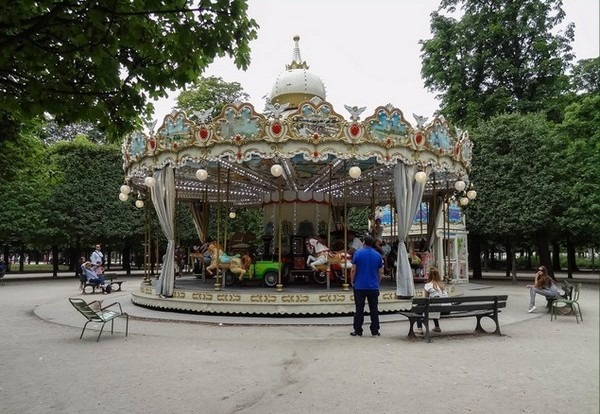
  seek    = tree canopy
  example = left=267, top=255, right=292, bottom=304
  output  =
left=176, top=76, right=250, bottom=116
left=0, top=1, right=258, bottom=141
left=420, top=0, right=574, bottom=126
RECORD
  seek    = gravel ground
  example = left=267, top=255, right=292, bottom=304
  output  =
left=0, top=278, right=598, bottom=414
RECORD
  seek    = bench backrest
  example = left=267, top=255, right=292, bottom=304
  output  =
left=411, top=295, right=508, bottom=314
left=69, top=298, right=102, bottom=322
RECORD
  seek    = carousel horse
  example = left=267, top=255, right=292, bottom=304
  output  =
left=205, top=242, right=247, bottom=280
left=306, top=237, right=354, bottom=271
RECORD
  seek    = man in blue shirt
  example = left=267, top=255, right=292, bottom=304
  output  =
left=349, top=235, right=383, bottom=336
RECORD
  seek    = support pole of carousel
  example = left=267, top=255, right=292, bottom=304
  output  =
left=142, top=198, right=151, bottom=285
left=342, top=163, right=349, bottom=291
left=327, top=165, right=332, bottom=291
left=214, top=163, right=222, bottom=291
left=224, top=167, right=231, bottom=289
left=276, top=171, right=284, bottom=292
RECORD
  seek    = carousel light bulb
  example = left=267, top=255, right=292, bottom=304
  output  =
left=454, top=180, right=466, bottom=192
left=229, top=212, right=236, bottom=219
left=120, top=184, right=131, bottom=195
left=196, top=168, right=208, bottom=181
left=415, top=171, right=427, bottom=183
left=135, top=199, right=144, bottom=208
left=349, top=166, right=362, bottom=179
left=118, top=192, right=129, bottom=202
left=467, top=189, right=477, bottom=200
left=270, top=164, right=283, bottom=177
left=144, top=176, right=156, bottom=187
left=460, top=197, right=469, bottom=206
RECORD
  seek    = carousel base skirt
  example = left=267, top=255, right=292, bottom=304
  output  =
left=131, top=278, right=414, bottom=316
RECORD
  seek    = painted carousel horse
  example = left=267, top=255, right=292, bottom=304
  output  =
left=306, top=237, right=354, bottom=271
left=205, top=242, right=246, bottom=281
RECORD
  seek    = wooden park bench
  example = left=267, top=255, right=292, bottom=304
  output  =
left=68, top=298, right=129, bottom=342
left=398, top=295, right=509, bottom=342
left=82, top=273, right=125, bottom=294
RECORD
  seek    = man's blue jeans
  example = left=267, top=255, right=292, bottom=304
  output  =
left=353, top=289, right=380, bottom=335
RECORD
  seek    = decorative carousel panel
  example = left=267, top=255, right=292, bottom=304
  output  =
left=364, top=105, right=411, bottom=146
left=289, top=102, right=344, bottom=141
left=124, top=131, right=149, bottom=162
left=214, top=103, right=266, bottom=141
left=425, top=117, right=454, bottom=154
left=154, top=112, right=195, bottom=152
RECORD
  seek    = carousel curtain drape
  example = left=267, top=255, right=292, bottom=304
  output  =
left=190, top=201, right=209, bottom=243
left=394, top=163, right=427, bottom=298
left=150, top=167, right=176, bottom=297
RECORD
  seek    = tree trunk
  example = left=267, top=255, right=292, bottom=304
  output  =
left=566, top=238, right=578, bottom=278
left=552, top=241, right=561, bottom=271
left=123, top=246, right=131, bottom=275
left=19, top=244, right=25, bottom=272
left=536, top=233, right=553, bottom=278
left=510, top=240, right=518, bottom=284
left=469, top=234, right=482, bottom=280
left=52, top=245, right=59, bottom=277
left=505, top=241, right=511, bottom=278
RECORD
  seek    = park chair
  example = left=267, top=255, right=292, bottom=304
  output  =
left=68, top=298, right=129, bottom=342
left=550, top=282, right=583, bottom=324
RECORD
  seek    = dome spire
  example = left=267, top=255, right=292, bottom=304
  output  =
left=286, top=35, right=309, bottom=70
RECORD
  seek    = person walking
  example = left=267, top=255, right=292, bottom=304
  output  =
left=349, top=235, right=383, bottom=337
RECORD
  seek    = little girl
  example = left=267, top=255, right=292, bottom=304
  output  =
left=416, top=267, right=447, bottom=334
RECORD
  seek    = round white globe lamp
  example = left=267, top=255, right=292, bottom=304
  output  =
left=144, top=176, right=156, bottom=187
left=460, top=197, right=469, bottom=206
left=135, top=199, right=144, bottom=208
left=120, top=184, right=131, bottom=195
left=270, top=164, right=283, bottom=177
left=196, top=168, right=208, bottom=181
left=415, top=171, right=427, bottom=183
left=229, top=212, right=236, bottom=219
left=454, top=180, right=466, bottom=192
left=118, top=192, right=129, bottom=202
left=349, top=166, right=362, bottom=179
left=467, top=189, right=477, bottom=200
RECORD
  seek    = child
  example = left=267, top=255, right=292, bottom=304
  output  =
left=416, top=267, right=447, bottom=334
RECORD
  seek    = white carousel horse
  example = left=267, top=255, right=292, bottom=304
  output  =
left=205, top=241, right=246, bottom=280
left=306, top=237, right=354, bottom=270
left=306, top=237, right=329, bottom=270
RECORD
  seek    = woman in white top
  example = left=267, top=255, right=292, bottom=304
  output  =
left=416, top=267, right=447, bottom=334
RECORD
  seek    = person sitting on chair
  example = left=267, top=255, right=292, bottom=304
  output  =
left=526, top=265, right=558, bottom=313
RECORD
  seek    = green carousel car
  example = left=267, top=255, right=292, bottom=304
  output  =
left=224, top=260, right=287, bottom=287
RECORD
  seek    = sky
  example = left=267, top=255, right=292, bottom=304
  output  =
left=153, top=0, right=600, bottom=121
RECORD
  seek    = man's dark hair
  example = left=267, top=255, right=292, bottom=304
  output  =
left=363, top=235, right=375, bottom=246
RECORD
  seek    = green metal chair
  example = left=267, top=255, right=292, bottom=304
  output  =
left=550, top=282, right=583, bottom=324
left=69, top=298, right=129, bottom=341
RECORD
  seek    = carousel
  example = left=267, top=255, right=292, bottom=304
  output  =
left=120, top=36, right=476, bottom=315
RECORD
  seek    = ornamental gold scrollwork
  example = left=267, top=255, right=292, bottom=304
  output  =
left=192, top=292, right=213, bottom=301
left=141, top=287, right=153, bottom=295
left=281, top=295, right=309, bottom=303
left=318, top=294, right=347, bottom=302
left=381, top=292, right=397, bottom=300
left=217, top=293, right=241, bottom=302
left=250, top=294, right=277, bottom=303
left=173, top=291, right=186, bottom=299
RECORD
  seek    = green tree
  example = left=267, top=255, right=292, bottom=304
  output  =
left=176, top=76, right=251, bottom=116
left=0, top=1, right=258, bottom=141
left=570, top=57, right=600, bottom=94
left=420, top=0, right=574, bottom=127
left=552, top=94, right=600, bottom=275
left=467, top=113, right=558, bottom=280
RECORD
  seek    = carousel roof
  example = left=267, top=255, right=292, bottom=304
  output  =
left=122, top=38, right=473, bottom=207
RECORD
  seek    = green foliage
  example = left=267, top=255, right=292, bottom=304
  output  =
left=420, top=0, right=574, bottom=127
left=552, top=94, right=600, bottom=243
left=43, top=137, right=144, bottom=249
left=176, top=76, right=251, bottom=116
left=0, top=1, right=258, bottom=141
left=467, top=113, right=558, bottom=239
left=570, top=58, right=600, bottom=94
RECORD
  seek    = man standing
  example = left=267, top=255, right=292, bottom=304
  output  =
left=90, top=244, right=104, bottom=267
left=349, top=235, right=383, bottom=337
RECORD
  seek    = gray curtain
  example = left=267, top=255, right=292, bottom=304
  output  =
left=394, top=163, right=427, bottom=298
left=150, top=167, right=176, bottom=297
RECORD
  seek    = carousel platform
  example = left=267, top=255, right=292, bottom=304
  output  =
left=131, top=274, right=416, bottom=316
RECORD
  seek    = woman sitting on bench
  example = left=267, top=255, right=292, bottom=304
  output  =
left=82, top=261, right=108, bottom=293
left=416, top=267, right=448, bottom=335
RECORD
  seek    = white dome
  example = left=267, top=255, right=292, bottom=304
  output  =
left=269, top=36, right=326, bottom=108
